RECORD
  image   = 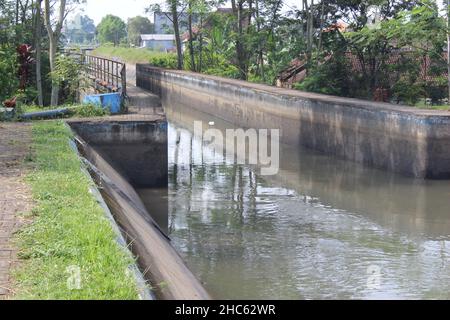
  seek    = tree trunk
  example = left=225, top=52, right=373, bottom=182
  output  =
left=447, top=0, right=450, bottom=104
left=48, top=35, right=59, bottom=106
left=16, top=0, right=19, bottom=25
left=305, top=0, right=314, bottom=62
left=255, top=0, right=265, bottom=81
left=188, top=2, right=196, bottom=71
left=35, top=0, right=43, bottom=106
left=44, top=0, right=66, bottom=106
left=318, top=0, right=325, bottom=55
left=232, top=0, right=247, bottom=80
left=198, top=16, right=203, bottom=72
left=170, top=0, right=183, bottom=70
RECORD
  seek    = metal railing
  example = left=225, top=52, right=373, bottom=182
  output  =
left=84, top=55, right=127, bottom=96
left=64, top=50, right=127, bottom=97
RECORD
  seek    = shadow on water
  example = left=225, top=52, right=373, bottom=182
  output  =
left=144, top=103, right=450, bottom=299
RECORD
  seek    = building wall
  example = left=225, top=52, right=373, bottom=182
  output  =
left=136, top=64, right=450, bottom=179
left=154, top=12, right=198, bottom=34
left=142, top=39, right=175, bottom=51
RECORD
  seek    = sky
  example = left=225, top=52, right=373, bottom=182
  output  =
left=78, top=0, right=154, bottom=25
left=75, top=0, right=446, bottom=26
left=75, top=0, right=302, bottom=25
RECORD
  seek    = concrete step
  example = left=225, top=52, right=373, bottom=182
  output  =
left=128, top=105, right=164, bottom=116
left=127, top=85, right=161, bottom=108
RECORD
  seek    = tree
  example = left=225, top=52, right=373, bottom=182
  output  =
left=446, top=0, right=450, bottom=103
left=96, top=14, right=127, bottom=46
left=169, top=0, right=183, bottom=69
left=231, top=0, right=249, bottom=80
left=187, top=0, right=196, bottom=71
left=44, top=0, right=67, bottom=106
left=127, top=16, right=154, bottom=46
left=35, top=0, right=44, bottom=106
left=298, top=0, right=446, bottom=104
left=148, top=1, right=184, bottom=69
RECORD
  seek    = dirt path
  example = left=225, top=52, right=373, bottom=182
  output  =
left=0, top=123, right=33, bottom=299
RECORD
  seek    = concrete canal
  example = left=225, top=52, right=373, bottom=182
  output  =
left=69, top=64, right=450, bottom=300
left=149, top=103, right=450, bottom=300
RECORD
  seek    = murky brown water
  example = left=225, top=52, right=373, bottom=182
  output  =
left=157, top=104, right=450, bottom=299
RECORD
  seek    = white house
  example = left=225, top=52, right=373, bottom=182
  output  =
left=140, top=34, right=176, bottom=52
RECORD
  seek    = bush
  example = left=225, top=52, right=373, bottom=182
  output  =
left=423, top=77, right=448, bottom=104
left=93, top=46, right=177, bottom=68
left=0, top=45, right=19, bottom=102
left=200, top=53, right=241, bottom=79
left=203, top=65, right=241, bottom=79
left=50, top=55, right=86, bottom=104
left=295, top=57, right=351, bottom=96
left=391, top=80, right=425, bottom=105
left=73, top=103, right=110, bottom=117
left=148, top=53, right=178, bottom=69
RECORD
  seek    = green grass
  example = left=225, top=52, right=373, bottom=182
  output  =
left=20, top=105, right=55, bottom=113
left=14, top=121, right=139, bottom=300
left=414, top=102, right=450, bottom=111
left=93, top=45, right=177, bottom=68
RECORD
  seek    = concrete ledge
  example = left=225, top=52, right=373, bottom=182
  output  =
left=68, top=117, right=168, bottom=187
left=137, top=65, right=450, bottom=179
left=72, top=134, right=210, bottom=300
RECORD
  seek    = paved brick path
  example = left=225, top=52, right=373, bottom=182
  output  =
left=0, top=123, right=33, bottom=299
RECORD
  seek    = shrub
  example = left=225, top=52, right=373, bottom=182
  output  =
left=0, top=45, right=19, bottom=102
left=73, top=103, right=110, bottom=117
left=148, top=53, right=178, bottom=69
left=391, top=80, right=425, bottom=105
left=50, top=55, right=86, bottom=104
left=424, top=77, right=448, bottom=104
left=203, top=65, right=241, bottom=79
left=295, top=56, right=351, bottom=97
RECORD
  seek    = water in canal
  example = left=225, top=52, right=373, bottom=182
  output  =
left=163, top=103, right=450, bottom=300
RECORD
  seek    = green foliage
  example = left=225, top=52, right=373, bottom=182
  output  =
left=73, top=103, right=110, bottom=117
left=424, top=76, right=448, bottom=104
left=93, top=46, right=178, bottom=68
left=50, top=55, right=85, bottom=104
left=149, top=53, right=178, bottom=68
left=0, top=45, right=18, bottom=102
left=295, top=54, right=351, bottom=96
left=298, top=1, right=447, bottom=105
left=127, top=16, right=154, bottom=46
left=202, top=52, right=241, bottom=79
left=391, top=80, right=425, bottom=105
left=97, top=15, right=127, bottom=46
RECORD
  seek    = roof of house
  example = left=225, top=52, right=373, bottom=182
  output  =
left=140, top=34, right=175, bottom=41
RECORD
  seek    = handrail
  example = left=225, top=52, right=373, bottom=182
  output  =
left=64, top=50, right=127, bottom=97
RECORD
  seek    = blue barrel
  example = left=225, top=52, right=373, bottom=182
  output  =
left=83, top=93, right=122, bottom=114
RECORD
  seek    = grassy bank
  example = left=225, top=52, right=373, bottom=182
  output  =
left=93, top=46, right=177, bottom=68
left=14, top=121, right=139, bottom=299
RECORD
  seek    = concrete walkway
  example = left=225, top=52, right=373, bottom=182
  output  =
left=0, top=123, right=33, bottom=299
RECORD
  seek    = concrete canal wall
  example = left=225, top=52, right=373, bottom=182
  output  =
left=137, top=64, right=450, bottom=179
left=68, top=118, right=211, bottom=300
left=68, top=118, right=168, bottom=188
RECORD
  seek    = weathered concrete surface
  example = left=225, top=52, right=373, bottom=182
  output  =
left=68, top=117, right=168, bottom=188
left=0, top=123, right=33, bottom=299
left=137, top=65, right=450, bottom=179
left=74, top=135, right=210, bottom=300
left=126, top=84, right=163, bottom=116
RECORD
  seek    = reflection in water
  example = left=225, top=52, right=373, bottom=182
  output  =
left=163, top=104, right=450, bottom=300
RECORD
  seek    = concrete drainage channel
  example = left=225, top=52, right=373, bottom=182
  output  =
left=67, top=118, right=211, bottom=300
